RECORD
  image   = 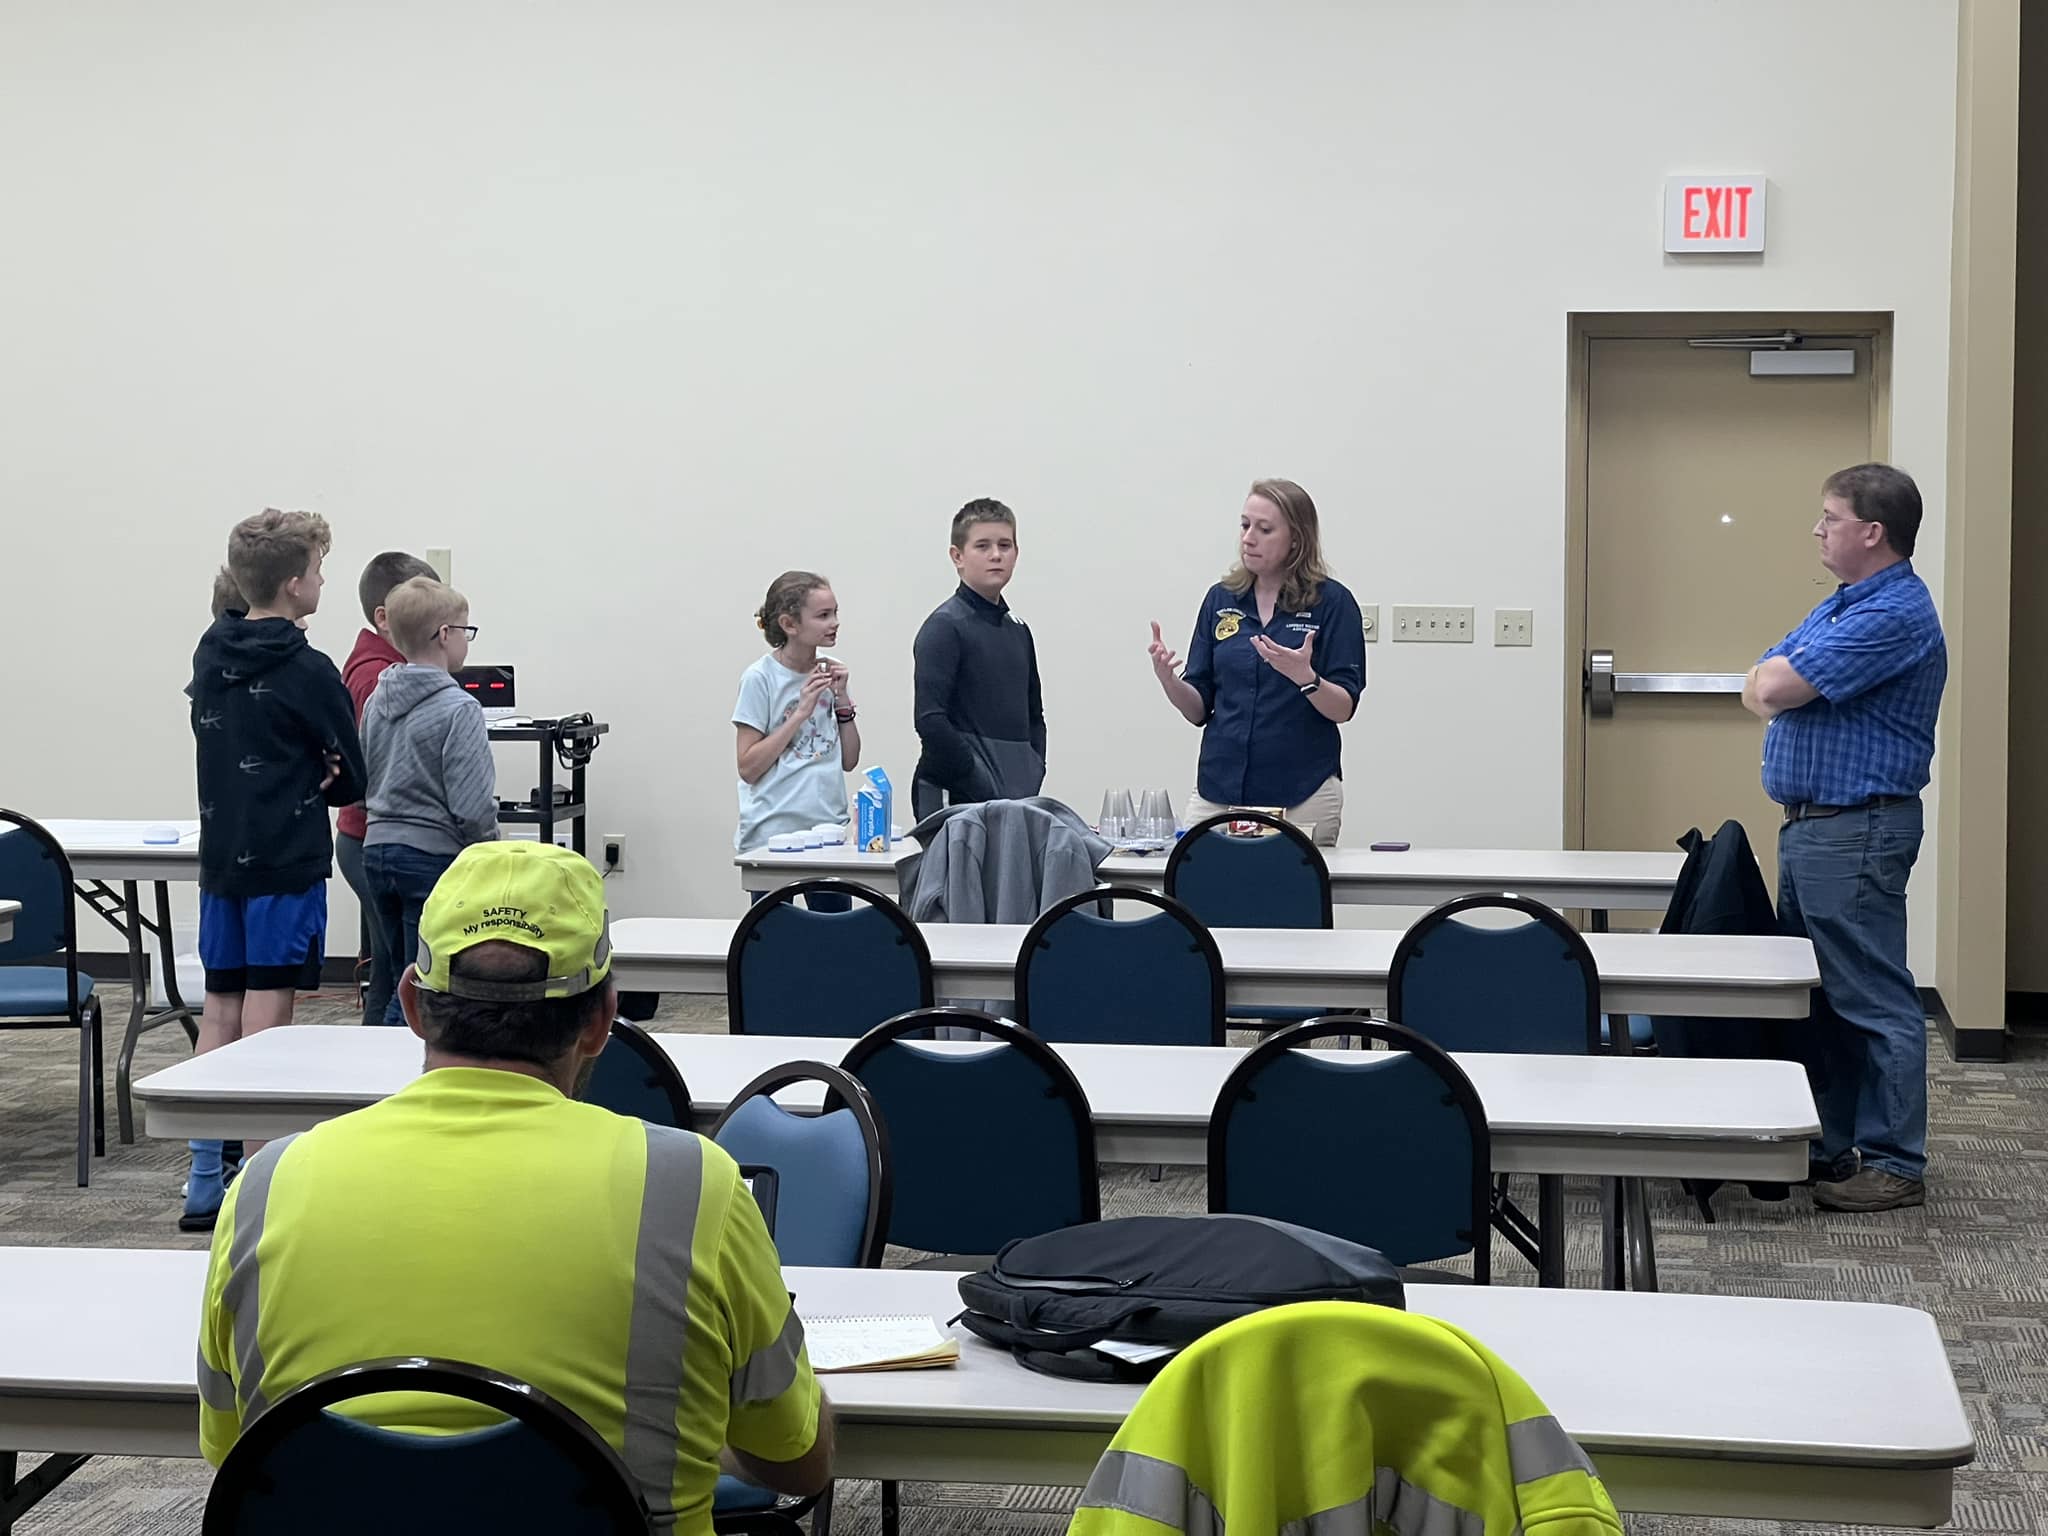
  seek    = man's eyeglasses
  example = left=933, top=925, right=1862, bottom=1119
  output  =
left=1815, top=511, right=1869, bottom=530
left=442, top=624, right=480, bottom=640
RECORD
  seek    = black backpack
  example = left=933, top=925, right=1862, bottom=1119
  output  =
left=954, top=1214, right=1406, bottom=1381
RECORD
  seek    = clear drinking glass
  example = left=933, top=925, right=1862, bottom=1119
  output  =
left=1139, top=788, right=1169, bottom=841
left=1098, top=789, right=1124, bottom=840
left=1106, top=788, right=1136, bottom=841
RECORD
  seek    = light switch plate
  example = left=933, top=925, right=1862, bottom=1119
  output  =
left=427, top=547, right=453, bottom=583
left=1359, top=604, right=1380, bottom=643
left=1494, top=608, right=1533, bottom=646
left=1391, top=605, right=1475, bottom=643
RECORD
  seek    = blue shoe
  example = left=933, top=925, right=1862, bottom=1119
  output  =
left=179, top=1141, right=225, bottom=1233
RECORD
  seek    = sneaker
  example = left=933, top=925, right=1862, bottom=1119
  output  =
left=1813, top=1168, right=1926, bottom=1212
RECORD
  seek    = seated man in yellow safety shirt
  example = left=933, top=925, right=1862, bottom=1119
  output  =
left=197, top=840, right=832, bottom=1532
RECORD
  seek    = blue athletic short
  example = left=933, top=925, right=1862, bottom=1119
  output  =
left=199, top=885, right=327, bottom=994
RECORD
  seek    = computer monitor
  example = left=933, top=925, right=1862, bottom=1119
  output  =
left=454, top=664, right=517, bottom=720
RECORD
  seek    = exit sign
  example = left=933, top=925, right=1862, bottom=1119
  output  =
left=1664, top=176, right=1767, bottom=253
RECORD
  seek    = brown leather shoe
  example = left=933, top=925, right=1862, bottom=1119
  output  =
left=1813, top=1168, right=1926, bottom=1212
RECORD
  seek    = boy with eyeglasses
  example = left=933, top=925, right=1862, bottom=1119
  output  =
left=361, top=576, right=499, bottom=1025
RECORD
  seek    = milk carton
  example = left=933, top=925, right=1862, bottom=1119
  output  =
left=856, top=767, right=893, bottom=853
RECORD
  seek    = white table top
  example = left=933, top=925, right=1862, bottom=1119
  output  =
left=613, top=916, right=1819, bottom=1020
left=39, top=819, right=203, bottom=883
left=736, top=842, right=1687, bottom=912
left=131, top=1028, right=1820, bottom=1181
left=0, top=900, right=17, bottom=943
left=0, top=1248, right=1971, bottom=1524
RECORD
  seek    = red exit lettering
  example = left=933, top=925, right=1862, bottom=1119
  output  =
left=1680, top=183, right=1755, bottom=241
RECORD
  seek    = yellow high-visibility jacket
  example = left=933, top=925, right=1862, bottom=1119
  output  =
left=1069, top=1301, right=1624, bottom=1536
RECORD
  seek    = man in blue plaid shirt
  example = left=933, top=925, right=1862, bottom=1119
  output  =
left=1744, top=463, right=1946, bottom=1213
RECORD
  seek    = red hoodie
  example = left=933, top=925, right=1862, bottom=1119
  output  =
left=337, top=627, right=405, bottom=840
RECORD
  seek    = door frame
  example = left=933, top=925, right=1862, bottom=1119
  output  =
left=1560, top=310, right=1895, bottom=848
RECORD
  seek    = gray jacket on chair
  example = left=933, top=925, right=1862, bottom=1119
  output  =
left=898, top=797, right=1111, bottom=924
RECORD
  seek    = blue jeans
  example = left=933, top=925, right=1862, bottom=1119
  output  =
left=336, top=832, right=396, bottom=1027
left=364, top=843, right=457, bottom=1027
left=1777, top=798, right=1927, bottom=1181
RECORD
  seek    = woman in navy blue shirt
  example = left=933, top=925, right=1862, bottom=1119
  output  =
left=1147, top=479, right=1365, bottom=846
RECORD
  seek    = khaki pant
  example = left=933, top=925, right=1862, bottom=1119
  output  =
left=1184, top=774, right=1343, bottom=848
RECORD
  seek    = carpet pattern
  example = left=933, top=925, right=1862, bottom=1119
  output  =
left=1, top=986, right=2043, bottom=1534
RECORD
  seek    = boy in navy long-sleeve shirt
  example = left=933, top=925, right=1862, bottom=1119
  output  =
left=911, top=499, right=1046, bottom=820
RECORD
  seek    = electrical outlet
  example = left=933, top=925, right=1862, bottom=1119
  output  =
left=1390, top=605, right=1475, bottom=643
left=1493, top=608, right=1533, bottom=647
left=1359, top=604, right=1380, bottom=643
left=602, top=833, right=626, bottom=873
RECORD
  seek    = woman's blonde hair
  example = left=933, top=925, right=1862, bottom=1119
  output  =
left=1221, top=478, right=1329, bottom=611
left=755, top=571, right=831, bottom=646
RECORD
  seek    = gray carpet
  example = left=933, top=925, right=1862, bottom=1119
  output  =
left=3, top=985, right=2045, bottom=1534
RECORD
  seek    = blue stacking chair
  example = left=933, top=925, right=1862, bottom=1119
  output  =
left=1208, top=1017, right=1490, bottom=1283
left=0, top=809, right=105, bottom=1187
left=711, top=1061, right=890, bottom=1269
left=201, top=1358, right=654, bottom=1535
left=1387, top=893, right=1602, bottom=1283
left=1165, top=812, right=1336, bottom=1030
left=581, top=1019, right=694, bottom=1128
left=841, top=1009, right=1099, bottom=1259
left=712, top=1061, right=891, bottom=1533
left=1386, top=893, right=1602, bottom=1056
left=727, top=880, right=933, bottom=1038
left=1164, top=812, right=1332, bottom=930
left=1014, top=887, right=1225, bottom=1047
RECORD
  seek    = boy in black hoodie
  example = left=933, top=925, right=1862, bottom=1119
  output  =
left=182, top=508, right=366, bottom=1230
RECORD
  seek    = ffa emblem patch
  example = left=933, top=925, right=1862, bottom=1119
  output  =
left=1214, top=610, right=1243, bottom=641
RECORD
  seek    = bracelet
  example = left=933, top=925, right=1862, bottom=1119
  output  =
left=835, top=706, right=858, bottom=722
left=1298, top=677, right=1321, bottom=695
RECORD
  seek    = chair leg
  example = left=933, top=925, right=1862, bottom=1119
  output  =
left=90, top=998, right=106, bottom=1158
left=76, top=1007, right=93, bottom=1188
left=1146, top=1164, right=1163, bottom=1183
left=811, top=1485, right=834, bottom=1536
left=881, top=1479, right=900, bottom=1536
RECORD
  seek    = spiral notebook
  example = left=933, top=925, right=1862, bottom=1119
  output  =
left=804, top=1314, right=960, bottom=1373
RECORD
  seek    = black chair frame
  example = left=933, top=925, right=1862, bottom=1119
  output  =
left=1013, top=886, right=1227, bottom=1048
left=1165, top=811, right=1334, bottom=929
left=725, top=879, right=934, bottom=1036
left=0, top=808, right=105, bottom=1187
left=595, top=1018, right=695, bottom=1128
left=201, top=1356, right=655, bottom=1535
left=1207, top=1016, right=1492, bottom=1284
left=710, top=1060, right=894, bottom=1269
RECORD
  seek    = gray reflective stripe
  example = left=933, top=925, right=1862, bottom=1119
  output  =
left=619, top=1126, right=706, bottom=1513
left=730, top=1306, right=806, bottom=1406
left=195, top=1345, right=238, bottom=1412
left=1363, top=1467, right=1485, bottom=1536
left=1080, top=1455, right=1488, bottom=1536
left=1077, top=1450, right=1223, bottom=1536
left=1506, top=1415, right=1595, bottom=1484
left=220, top=1134, right=299, bottom=1422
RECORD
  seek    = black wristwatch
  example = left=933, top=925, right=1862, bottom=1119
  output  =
left=1298, top=677, right=1321, bottom=695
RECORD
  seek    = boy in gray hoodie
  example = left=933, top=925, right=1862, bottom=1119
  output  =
left=361, top=576, right=498, bottom=1024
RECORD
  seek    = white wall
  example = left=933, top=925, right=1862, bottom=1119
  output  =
left=0, top=1, right=1958, bottom=973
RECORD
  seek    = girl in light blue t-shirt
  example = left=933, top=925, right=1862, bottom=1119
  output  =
left=733, top=571, right=861, bottom=857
